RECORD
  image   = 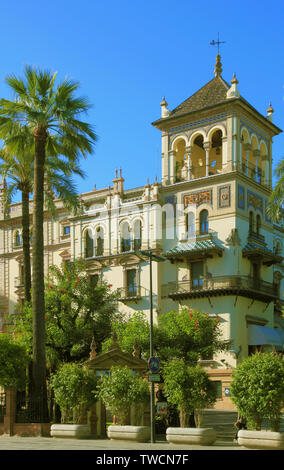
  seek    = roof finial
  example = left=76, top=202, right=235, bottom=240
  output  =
left=267, top=101, right=274, bottom=121
left=214, top=54, right=222, bottom=77
left=210, top=33, right=225, bottom=77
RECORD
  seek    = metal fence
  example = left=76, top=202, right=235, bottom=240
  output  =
left=16, top=394, right=44, bottom=423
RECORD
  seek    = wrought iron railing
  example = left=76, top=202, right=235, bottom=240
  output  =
left=16, top=395, right=45, bottom=423
left=162, top=275, right=278, bottom=298
left=118, top=285, right=145, bottom=300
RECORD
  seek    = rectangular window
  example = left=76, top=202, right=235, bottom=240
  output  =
left=126, top=269, right=137, bottom=296
left=63, top=226, right=71, bottom=236
left=191, top=261, right=204, bottom=289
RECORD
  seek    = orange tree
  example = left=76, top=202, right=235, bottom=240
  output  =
left=103, top=307, right=228, bottom=364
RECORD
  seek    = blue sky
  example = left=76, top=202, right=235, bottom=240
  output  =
left=0, top=0, right=283, bottom=196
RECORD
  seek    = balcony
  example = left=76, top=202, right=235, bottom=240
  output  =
left=236, top=162, right=266, bottom=186
left=162, top=275, right=278, bottom=303
left=118, top=285, right=145, bottom=301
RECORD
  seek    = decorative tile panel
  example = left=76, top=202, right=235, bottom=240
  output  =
left=184, top=189, right=212, bottom=207
left=237, top=185, right=245, bottom=210
left=218, top=185, right=231, bottom=209
left=247, top=190, right=263, bottom=213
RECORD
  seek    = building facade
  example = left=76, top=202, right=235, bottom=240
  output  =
left=0, top=55, right=283, bottom=409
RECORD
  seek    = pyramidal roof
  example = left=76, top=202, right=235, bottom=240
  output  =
left=169, top=75, right=230, bottom=117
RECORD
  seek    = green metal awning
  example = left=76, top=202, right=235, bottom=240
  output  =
left=242, top=242, right=283, bottom=266
left=164, top=239, right=223, bottom=259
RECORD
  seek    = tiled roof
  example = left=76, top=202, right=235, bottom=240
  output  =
left=164, top=239, right=223, bottom=257
left=243, top=241, right=271, bottom=252
left=243, top=242, right=283, bottom=259
left=169, top=76, right=230, bottom=117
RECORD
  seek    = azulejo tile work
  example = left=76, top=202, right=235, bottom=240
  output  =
left=237, top=184, right=245, bottom=210
left=184, top=189, right=212, bottom=207
left=218, top=185, right=231, bottom=209
left=247, top=190, right=263, bottom=213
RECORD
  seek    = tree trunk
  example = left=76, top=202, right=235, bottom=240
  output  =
left=31, top=128, right=49, bottom=422
left=179, top=407, right=189, bottom=428
left=21, top=187, right=31, bottom=302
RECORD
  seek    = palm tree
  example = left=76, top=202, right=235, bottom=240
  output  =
left=0, top=141, right=85, bottom=303
left=0, top=66, right=96, bottom=421
left=267, top=158, right=284, bottom=222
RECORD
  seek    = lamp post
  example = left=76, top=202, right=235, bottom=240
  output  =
left=138, top=249, right=165, bottom=443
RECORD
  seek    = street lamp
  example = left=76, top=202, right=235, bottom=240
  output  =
left=136, top=249, right=166, bottom=443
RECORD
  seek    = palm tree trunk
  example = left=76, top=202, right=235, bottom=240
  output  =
left=21, top=187, right=31, bottom=302
left=31, top=128, right=49, bottom=422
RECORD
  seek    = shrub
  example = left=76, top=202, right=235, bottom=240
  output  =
left=230, top=352, right=284, bottom=431
left=50, top=363, right=97, bottom=423
left=96, top=366, right=150, bottom=425
left=0, top=334, right=29, bottom=390
left=162, top=359, right=216, bottom=427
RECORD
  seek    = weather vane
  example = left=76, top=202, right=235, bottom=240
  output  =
left=210, top=32, right=226, bottom=54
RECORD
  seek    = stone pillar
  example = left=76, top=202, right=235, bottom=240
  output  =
left=253, top=149, right=260, bottom=182
left=203, top=142, right=210, bottom=177
left=186, top=146, right=192, bottom=180
left=168, top=150, right=175, bottom=184
left=262, top=155, right=269, bottom=186
left=244, top=143, right=251, bottom=177
left=3, top=388, right=16, bottom=436
left=89, top=404, right=98, bottom=438
left=221, top=136, right=227, bottom=171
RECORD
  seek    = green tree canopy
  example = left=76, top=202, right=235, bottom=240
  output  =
left=103, top=308, right=228, bottom=364
left=230, top=352, right=284, bottom=431
left=96, top=366, right=150, bottom=425
left=11, top=259, right=120, bottom=367
left=0, top=334, right=29, bottom=390
left=50, top=363, right=97, bottom=424
left=162, top=359, right=217, bottom=427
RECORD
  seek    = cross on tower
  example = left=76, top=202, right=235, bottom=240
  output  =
left=210, top=32, right=226, bottom=55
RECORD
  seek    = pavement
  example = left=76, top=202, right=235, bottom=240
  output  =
left=0, top=435, right=244, bottom=451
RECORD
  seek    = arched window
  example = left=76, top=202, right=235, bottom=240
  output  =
left=95, top=226, right=104, bottom=256
left=256, top=215, right=261, bottom=236
left=186, top=211, right=195, bottom=237
left=133, top=220, right=142, bottom=251
left=200, top=210, right=208, bottom=234
left=249, top=211, right=254, bottom=233
left=84, top=228, right=93, bottom=258
left=121, top=222, right=131, bottom=252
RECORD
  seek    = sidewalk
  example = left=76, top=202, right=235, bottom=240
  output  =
left=0, top=435, right=243, bottom=451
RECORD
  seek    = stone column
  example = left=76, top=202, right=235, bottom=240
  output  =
left=168, top=150, right=175, bottom=184
left=253, top=149, right=260, bottom=182
left=89, top=404, right=98, bottom=438
left=244, top=143, right=251, bottom=177
left=221, top=136, right=227, bottom=171
left=186, top=146, right=192, bottom=180
left=3, top=388, right=16, bottom=436
left=203, top=141, right=210, bottom=177
left=262, top=155, right=269, bottom=186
